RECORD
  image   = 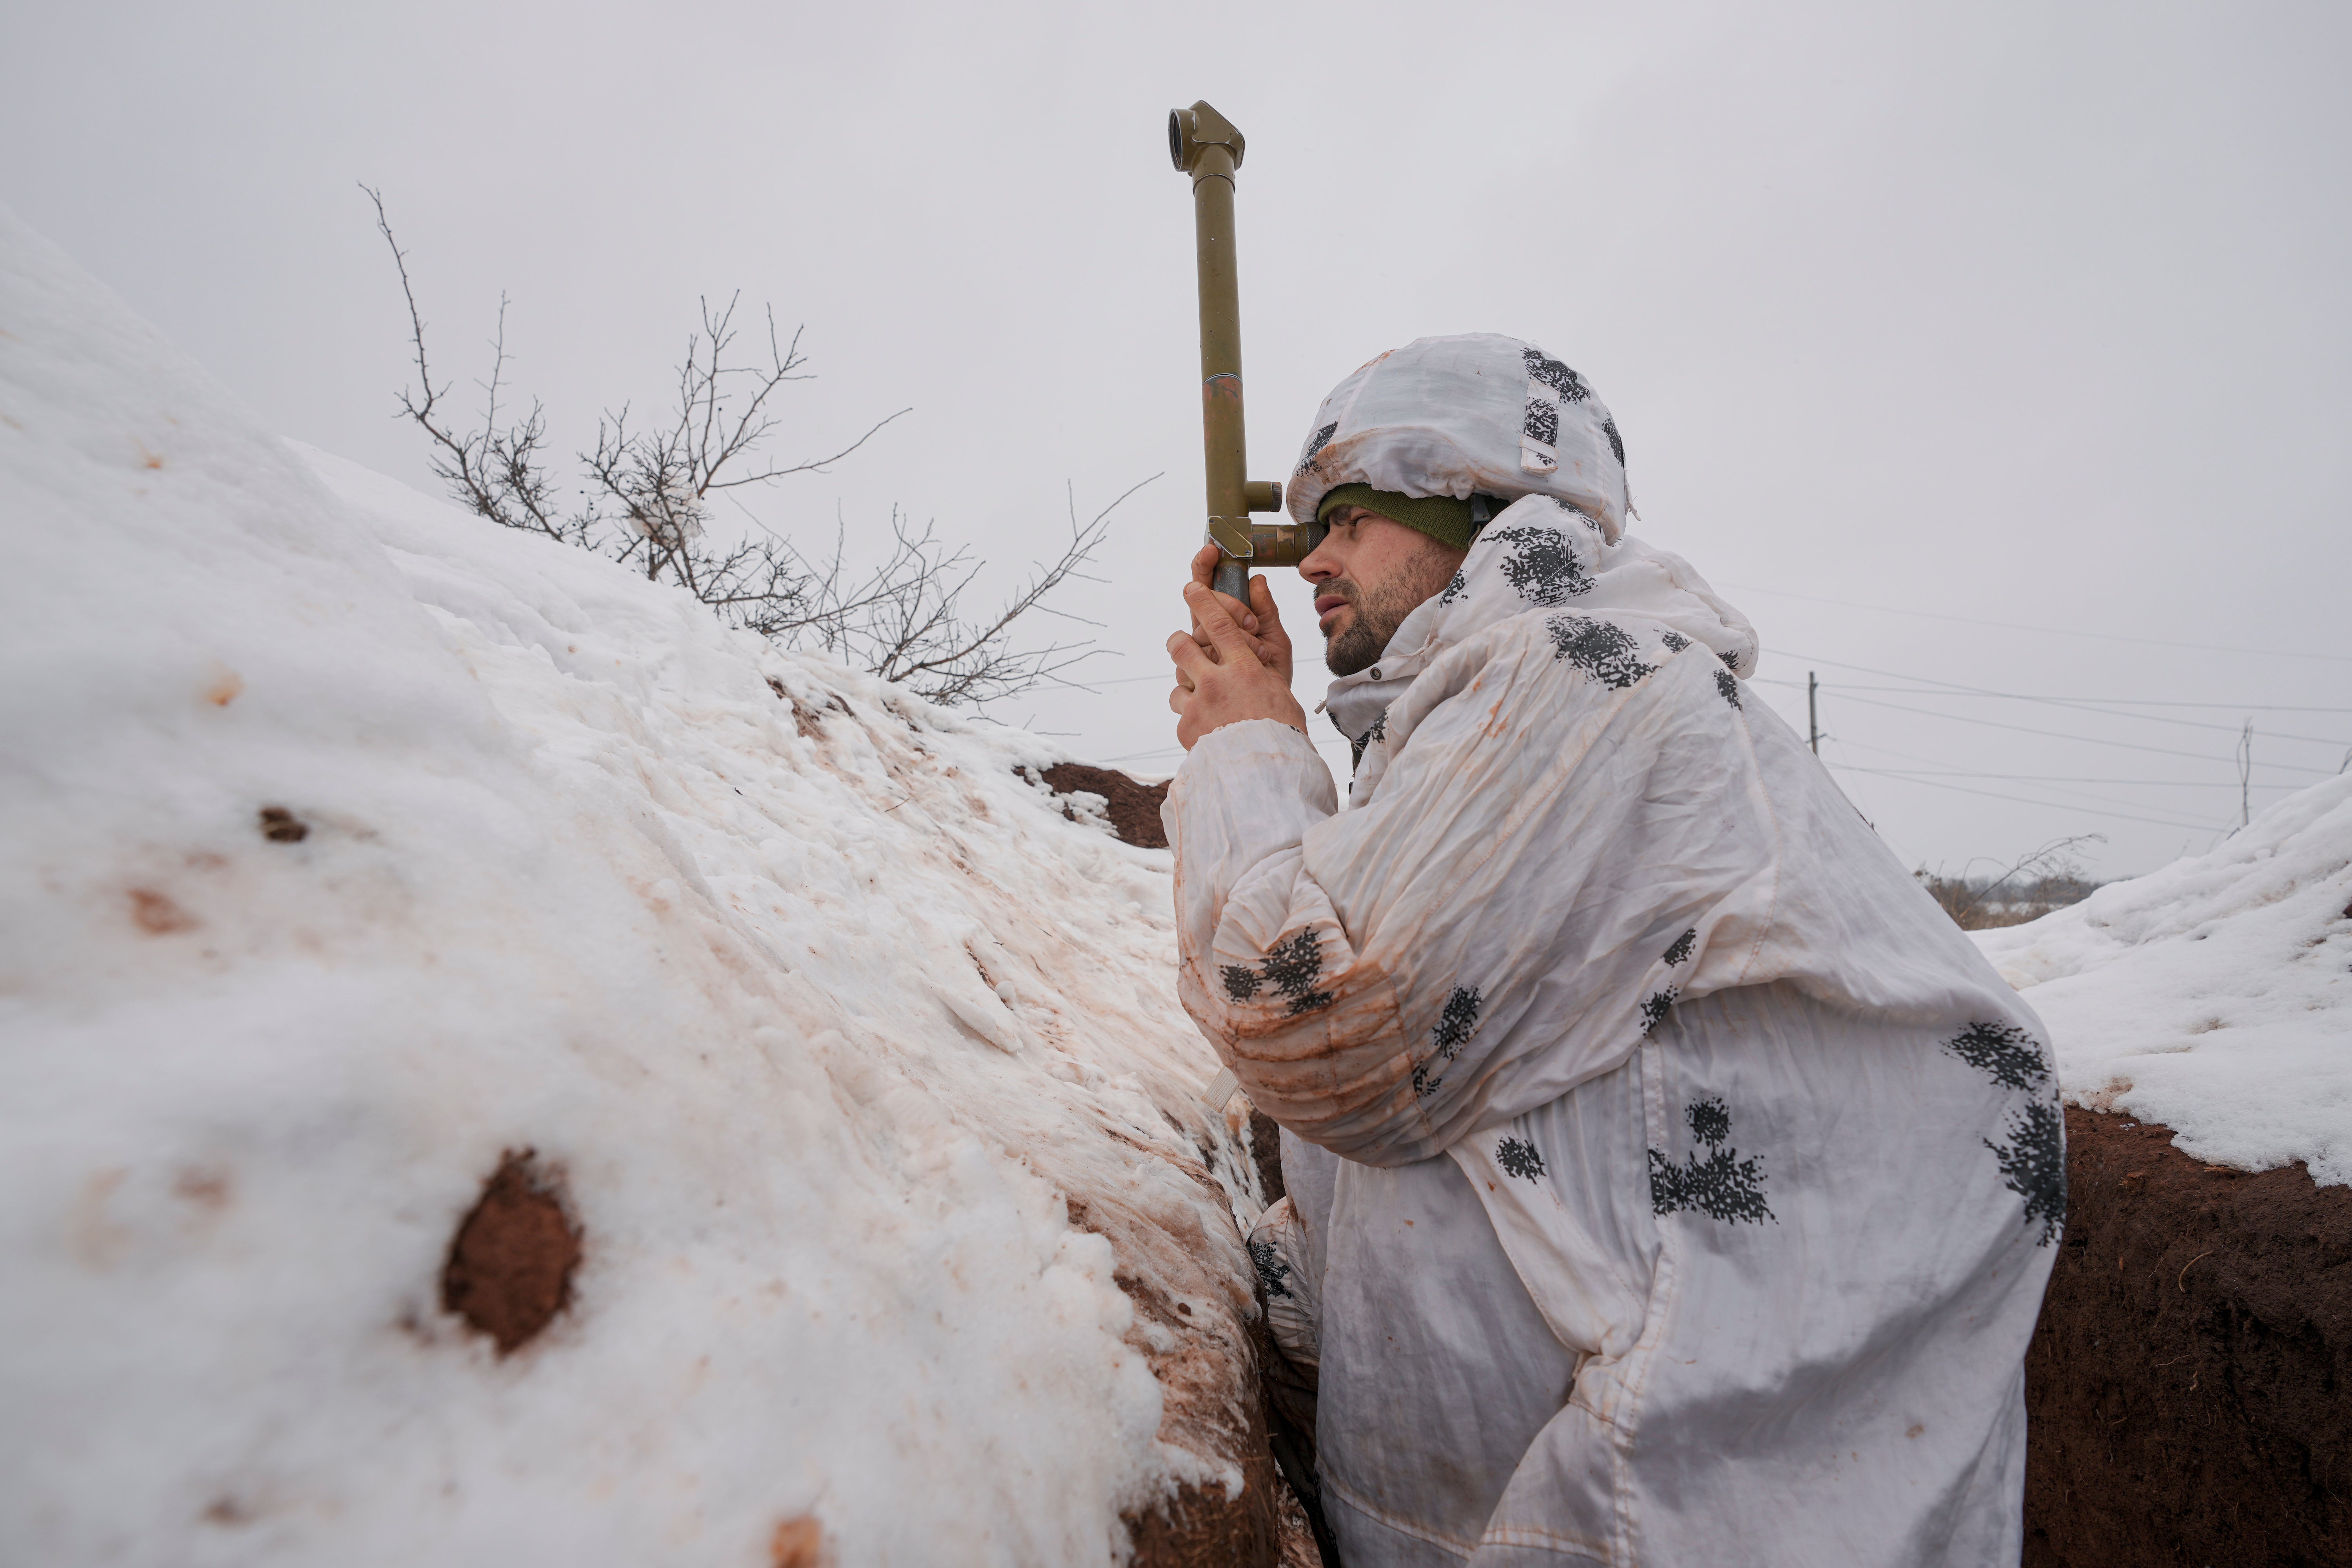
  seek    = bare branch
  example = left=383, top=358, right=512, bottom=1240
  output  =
left=368, top=192, right=1133, bottom=706
left=703, top=406, right=913, bottom=491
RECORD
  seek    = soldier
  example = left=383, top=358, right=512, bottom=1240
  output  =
left=1166, top=334, right=2061, bottom=1567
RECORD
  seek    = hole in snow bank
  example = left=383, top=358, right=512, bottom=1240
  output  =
left=441, top=1151, right=581, bottom=1355
left=256, top=805, right=309, bottom=843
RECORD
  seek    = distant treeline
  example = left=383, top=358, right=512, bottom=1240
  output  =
left=1919, top=869, right=2100, bottom=931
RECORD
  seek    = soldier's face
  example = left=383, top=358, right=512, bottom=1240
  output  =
left=1299, top=509, right=1467, bottom=678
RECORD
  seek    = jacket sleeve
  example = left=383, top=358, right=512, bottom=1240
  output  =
left=1167, top=630, right=1785, bottom=1166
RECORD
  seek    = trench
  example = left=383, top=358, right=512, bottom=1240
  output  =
left=2024, top=1106, right=2352, bottom=1567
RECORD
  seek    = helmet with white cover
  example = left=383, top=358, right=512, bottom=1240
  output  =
left=1286, top=333, right=1632, bottom=543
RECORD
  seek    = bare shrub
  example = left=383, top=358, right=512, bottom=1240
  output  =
left=1918, top=835, right=2105, bottom=930
left=365, top=187, right=1144, bottom=707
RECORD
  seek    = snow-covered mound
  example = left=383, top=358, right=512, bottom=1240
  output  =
left=0, top=206, right=1270, bottom=1564
left=1974, top=774, right=2352, bottom=1186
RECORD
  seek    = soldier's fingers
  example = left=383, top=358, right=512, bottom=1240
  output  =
left=1190, top=549, right=1260, bottom=633
left=1181, top=583, right=1259, bottom=660
left=1248, top=573, right=1280, bottom=630
left=1166, top=627, right=1218, bottom=676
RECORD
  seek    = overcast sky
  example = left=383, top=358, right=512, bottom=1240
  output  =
left=7, top=0, right=2347, bottom=877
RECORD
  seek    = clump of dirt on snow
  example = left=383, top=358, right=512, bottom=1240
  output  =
left=441, top=1152, right=581, bottom=1355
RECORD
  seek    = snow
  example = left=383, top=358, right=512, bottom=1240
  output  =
left=0, top=204, right=1267, bottom=1564
left=1973, top=772, right=2352, bottom=1185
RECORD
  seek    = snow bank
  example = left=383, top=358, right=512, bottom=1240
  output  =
left=0, top=204, right=1269, bottom=1564
left=1974, top=774, right=2352, bottom=1185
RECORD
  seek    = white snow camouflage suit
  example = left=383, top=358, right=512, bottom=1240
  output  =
left=1166, top=336, right=2062, bottom=1566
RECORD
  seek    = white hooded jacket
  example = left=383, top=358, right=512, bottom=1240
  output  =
left=1165, top=339, right=2060, bottom=1567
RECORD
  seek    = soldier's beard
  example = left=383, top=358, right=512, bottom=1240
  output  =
left=1322, top=548, right=1460, bottom=677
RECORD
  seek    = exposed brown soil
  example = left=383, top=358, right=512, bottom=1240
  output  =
left=2025, top=1106, right=2352, bottom=1566
left=1061, top=1169, right=1278, bottom=1567
left=766, top=676, right=825, bottom=740
left=1036, top=763, right=1171, bottom=850
left=1248, top=1107, right=1287, bottom=1209
left=1128, top=1469, right=1279, bottom=1568
left=441, top=1151, right=581, bottom=1355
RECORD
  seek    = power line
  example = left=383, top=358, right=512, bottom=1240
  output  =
left=1776, top=651, right=2352, bottom=749
left=1817, top=731, right=2249, bottom=820
left=1787, top=729, right=2278, bottom=822
left=1821, top=690, right=2341, bottom=775
left=1724, top=582, right=2352, bottom=665
left=1752, top=676, right=2352, bottom=715
left=1827, top=765, right=2221, bottom=831
left=1854, top=769, right=2292, bottom=789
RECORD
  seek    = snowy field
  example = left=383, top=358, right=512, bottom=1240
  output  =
left=1976, top=772, right=2352, bottom=1185
left=0, top=206, right=1270, bottom=1565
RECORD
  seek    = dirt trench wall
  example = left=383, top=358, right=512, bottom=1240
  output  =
left=1054, top=767, right=1310, bottom=1567
left=2026, top=1106, right=2352, bottom=1567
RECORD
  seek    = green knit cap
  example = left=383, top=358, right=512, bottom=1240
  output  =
left=1315, top=484, right=1505, bottom=551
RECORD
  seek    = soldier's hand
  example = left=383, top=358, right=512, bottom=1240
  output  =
left=1186, top=544, right=1293, bottom=688
left=1169, top=580, right=1309, bottom=751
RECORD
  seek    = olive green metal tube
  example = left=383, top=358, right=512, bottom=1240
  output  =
left=1191, top=143, right=1248, bottom=600
left=1170, top=101, right=1307, bottom=604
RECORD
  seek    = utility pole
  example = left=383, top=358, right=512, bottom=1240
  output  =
left=1808, top=672, right=1820, bottom=756
left=2237, top=719, right=2253, bottom=828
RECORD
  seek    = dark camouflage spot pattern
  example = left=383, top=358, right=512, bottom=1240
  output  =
left=1414, top=985, right=1483, bottom=1099
left=1485, top=524, right=1594, bottom=607
left=1521, top=346, right=1590, bottom=404
left=1221, top=930, right=1335, bottom=1015
left=1650, top=1097, right=1774, bottom=1224
left=1547, top=615, right=1655, bottom=690
left=1247, top=1236, right=1292, bottom=1299
left=1294, top=421, right=1337, bottom=477
left=1497, top=1135, right=1547, bottom=1182
left=1348, top=709, right=1388, bottom=774
left=1986, top=1100, right=2066, bottom=1246
left=1943, top=1021, right=2064, bottom=1244
left=1262, top=930, right=1334, bottom=1016
left=1944, top=1021, right=2052, bottom=1092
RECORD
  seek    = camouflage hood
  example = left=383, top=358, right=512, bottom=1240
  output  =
left=1323, top=494, right=1759, bottom=774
